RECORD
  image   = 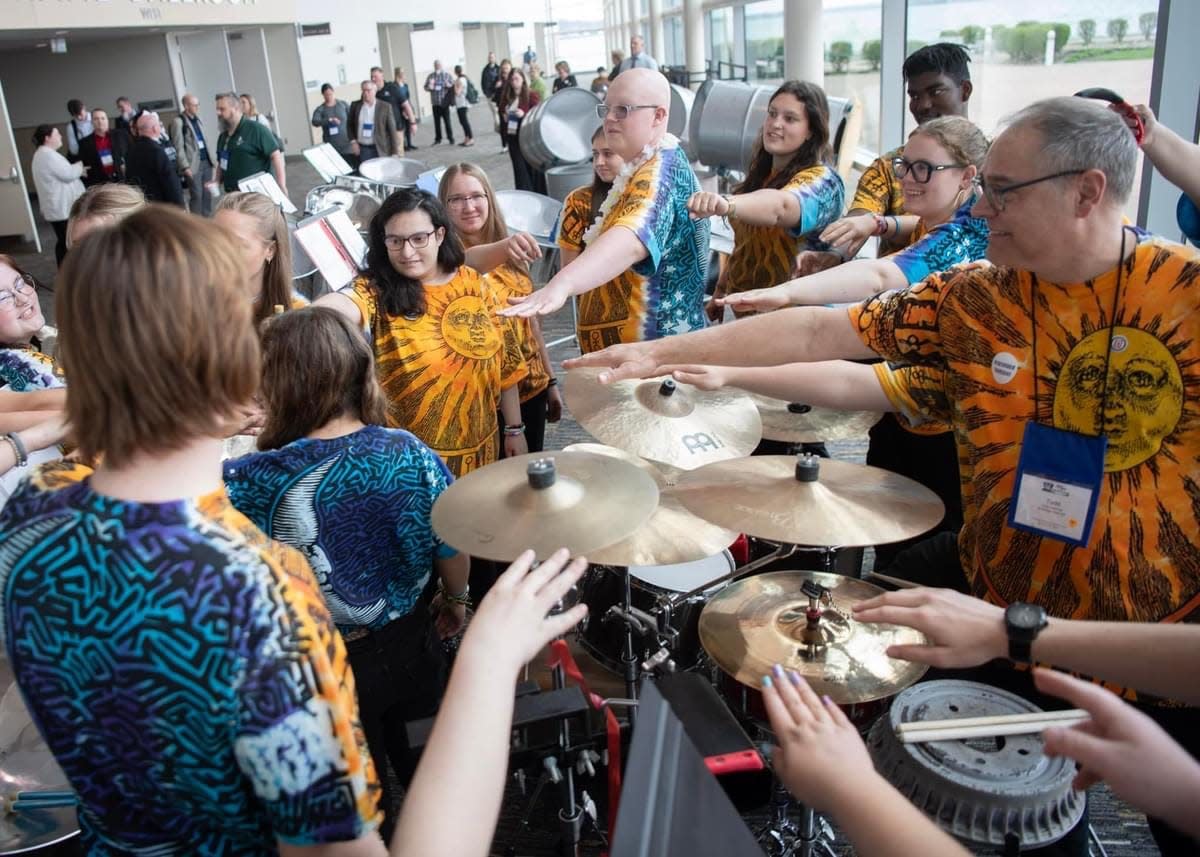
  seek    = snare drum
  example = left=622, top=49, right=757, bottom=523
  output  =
left=579, top=550, right=734, bottom=673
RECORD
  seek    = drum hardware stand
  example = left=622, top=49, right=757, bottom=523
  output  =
left=755, top=780, right=836, bottom=857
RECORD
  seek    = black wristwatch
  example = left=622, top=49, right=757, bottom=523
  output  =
left=1004, top=602, right=1048, bottom=663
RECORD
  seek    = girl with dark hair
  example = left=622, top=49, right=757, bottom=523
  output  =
left=554, top=127, right=646, bottom=354
left=316, top=189, right=528, bottom=477
left=499, top=68, right=540, bottom=191
left=439, top=163, right=561, bottom=452
left=30, top=125, right=86, bottom=267
left=686, top=80, right=844, bottom=322
left=223, top=306, right=468, bottom=843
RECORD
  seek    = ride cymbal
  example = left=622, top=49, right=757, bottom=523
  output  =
left=674, top=454, right=944, bottom=547
left=564, top=443, right=738, bottom=566
left=564, top=368, right=762, bottom=470
left=749, top=394, right=881, bottom=444
left=431, top=451, right=659, bottom=561
left=698, top=570, right=928, bottom=705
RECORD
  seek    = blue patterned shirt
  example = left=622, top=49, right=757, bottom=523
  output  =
left=889, top=194, right=990, bottom=284
left=606, top=141, right=710, bottom=339
left=224, top=425, right=456, bottom=634
left=0, top=346, right=62, bottom=391
left=0, top=462, right=381, bottom=853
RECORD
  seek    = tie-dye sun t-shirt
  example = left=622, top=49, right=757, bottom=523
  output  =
left=343, top=267, right=527, bottom=477
left=483, top=263, right=552, bottom=401
left=723, top=163, right=844, bottom=303
left=849, top=146, right=909, bottom=256
left=850, top=233, right=1200, bottom=641
left=0, top=461, right=381, bottom=853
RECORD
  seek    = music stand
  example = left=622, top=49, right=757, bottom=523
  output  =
left=292, top=207, right=364, bottom=291
left=612, top=681, right=763, bottom=857
left=302, top=143, right=354, bottom=183
left=237, top=171, right=298, bottom=214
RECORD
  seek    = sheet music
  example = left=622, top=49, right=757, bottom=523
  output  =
left=325, top=208, right=369, bottom=268
left=294, top=218, right=359, bottom=290
left=237, top=172, right=298, bottom=214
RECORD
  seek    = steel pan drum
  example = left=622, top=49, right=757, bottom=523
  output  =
left=304, top=184, right=380, bottom=228
left=358, top=157, right=427, bottom=188
left=496, top=190, right=563, bottom=243
left=545, top=161, right=594, bottom=203
left=668, top=84, right=696, bottom=159
left=519, top=88, right=602, bottom=171
left=690, top=80, right=853, bottom=170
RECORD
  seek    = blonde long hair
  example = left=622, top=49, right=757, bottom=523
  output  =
left=214, top=191, right=293, bottom=328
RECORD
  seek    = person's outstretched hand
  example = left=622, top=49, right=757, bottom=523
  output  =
left=462, top=548, right=588, bottom=674
left=819, top=214, right=876, bottom=256
left=500, top=282, right=567, bottom=318
left=852, top=587, right=1007, bottom=668
left=718, top=287, right=790, bottom=314
left=1036, top=668, right=1200, bottom=839
left=661, top=364, right=730, bottom=392
left=562, top=341, right=663, bottom=384
left=764, top=667, right=875, bottom=815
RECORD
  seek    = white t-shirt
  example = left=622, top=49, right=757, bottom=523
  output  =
left=357, top=101, right=377, bottom=145
left=455, top=76, right=469, bottom=109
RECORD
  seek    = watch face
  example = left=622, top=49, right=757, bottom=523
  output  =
left=1008, top=603, right=1044, bottom=630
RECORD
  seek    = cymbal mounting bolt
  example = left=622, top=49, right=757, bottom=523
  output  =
left=795, top=453, right=820, bottom=482
left=658, top=378, right=677, bottom=397
left=527, top=458, right=557, bottom=489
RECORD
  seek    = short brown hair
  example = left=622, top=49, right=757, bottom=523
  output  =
left=213, top=191, right=293, bottom=327
left=56, top=205, right=259, bottom=468
left=256, top=307, right=387, bottom=450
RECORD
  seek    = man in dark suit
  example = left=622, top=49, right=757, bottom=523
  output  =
left=124, top=112, right=184, bottom=206
left=78, top=109, right=130, bottom=186
left=348, top=80, right=401, bottom=169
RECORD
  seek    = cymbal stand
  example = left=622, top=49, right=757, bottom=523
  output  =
left=599, top=564, right=659, bottom=728
left=756, top=778, right=836, bottom=857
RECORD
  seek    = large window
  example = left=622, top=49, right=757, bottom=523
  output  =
left=906, top=0, right=1158, bottom=217
left=821, top=0, right=883, bottom=155
left=663, top=14, right=685, bottom=67
left=708, top=7, right=736, bottom=69
left=744, top=0, right=783, bottom=82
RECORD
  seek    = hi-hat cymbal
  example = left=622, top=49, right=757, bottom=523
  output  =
left=431, top=451, right=659, bottom=561
left=674, top=455, right=944, bottom=547
left=564, top=443, right=738, bottom=566
left=698, top=570, right=928, bottom=705
left=564, top=368, right=762, bottom=470
left=749, top=394, right=881, bottom=444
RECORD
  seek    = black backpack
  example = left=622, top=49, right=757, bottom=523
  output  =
left=466, top=80, right=480, bottom=105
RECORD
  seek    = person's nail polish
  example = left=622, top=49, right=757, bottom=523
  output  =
left=772, top=664, right=785, bottom=680
left=761, top=674, right=773, bottom=688
left=822, top=694, right=834, bottom=706
left=789, top=670, right=804, bottom=686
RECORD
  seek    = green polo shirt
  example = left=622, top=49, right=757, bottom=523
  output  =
left=216, top=117, right=280, bottom=191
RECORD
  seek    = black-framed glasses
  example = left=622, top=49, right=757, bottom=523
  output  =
left=0, top=274, right=35, bottom=310
left=891, top=157, right=966, bottom=184
left=384, top=230, right=436, bottom=250
left=596, top=104, right=659, bottom=121
left=974, top=170, right=1087, bottom=212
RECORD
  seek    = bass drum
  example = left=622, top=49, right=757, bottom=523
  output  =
left=578, top=550, right=734, bottom=673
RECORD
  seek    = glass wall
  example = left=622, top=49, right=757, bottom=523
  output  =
left=663, top=14, right=685, bottom=67
left=744, top=0, right=784, bottom=82
left=820, top=0, right=883, bottom=154
left=708, top=7, right=736, bottom=68
left=906, top=0, right=1158, bottom=216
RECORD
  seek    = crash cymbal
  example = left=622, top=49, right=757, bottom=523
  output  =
left=431, top=451, right=659, bottom=561
left=564, top=368, right=762, bottom=470
left=565, top=443, right=738, bottom=566
left=698, top=570, right=928, bottom=705
left=562, top=442, right=679, bottom=487
left=674, top=454, right=944, bottom=547
left=749, top=394, right=881, bottom=444
left=0, top=655, right=79, bottom=853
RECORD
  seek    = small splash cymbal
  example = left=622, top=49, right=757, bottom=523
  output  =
left=431, top=451, right=659, bottom=561
left=673, top=454, right=944, bottom=547
left=698, top=570, right=928, bottom=705
left=564, top=367, right=762, bottom=470
left=564, top=443, right=738, bottom=566
left=749, top=394, right=881, bottom=444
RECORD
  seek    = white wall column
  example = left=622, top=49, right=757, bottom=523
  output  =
left=649, top=0, right=664, bottom=63
left=783, top=0, right=823, bottom=85
left=683, top=0, right=705, bottom=88
left=614, top=0, right=625, bottom=57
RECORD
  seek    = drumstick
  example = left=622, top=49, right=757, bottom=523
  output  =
left=897, top=709, right=1088, bottom=743
left=864, top=570, right=919, bottom=589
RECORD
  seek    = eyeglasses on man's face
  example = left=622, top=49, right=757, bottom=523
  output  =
left=384, top=230, right=436, bottom=251
left=891, top=157, right=966, bottom=184
left=596, top=104, right=658, bottom=122
left=0, top=274, right=35, bottom=311
left=973, top=170, right=1087, bottom=212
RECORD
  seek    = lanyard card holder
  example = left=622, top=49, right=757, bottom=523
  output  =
left=1008, top=421, right=1107, bottom=547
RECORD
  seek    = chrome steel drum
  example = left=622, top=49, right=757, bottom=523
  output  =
left=545, top=161, right=594, bottom=203
left=668, top=84, right=696, bottom=159
left=496, top=190, right=563, bottom=243
left=305, top=184, right=356, bottom=215
left=690, top=80, right=853, bottom=170
left=519, top=87, right=602, bottom=171
left=358, top=157, right=427, bottom=188
left=579, top=550, right=734, bottom=672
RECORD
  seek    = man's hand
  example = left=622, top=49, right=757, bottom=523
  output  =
left=500, top=282, right=567, bottom=318
left=1036, top=667, right=1200, bottom=838
left=432, top=596, right=467, bottom=639
left=719, top=287, right=790, bottom=314
left=563, top=340, right=663, bottom=384
left=852, top=588, right=1008, bottom=668
left=660, top=364, right=730, bottom=392
left=687, top=191, right=730, bottom=220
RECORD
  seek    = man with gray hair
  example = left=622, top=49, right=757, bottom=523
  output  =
left=213, top=91, right=286, bottom=197
left=570, top=96, right=1200, bottom=853
left=125, top=111, right=184, bottom=206
left=611, top=34, right=659, bottom=77
left=169, top=94, right=214, bottom=215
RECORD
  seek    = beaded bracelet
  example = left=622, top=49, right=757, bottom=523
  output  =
left=3, top=432, right=27, bottom=468
left=503, top=423, right=526, bottom=436
left=873, top=214, right=888, bottom=236
left=439, top=582, right=471, bottom=606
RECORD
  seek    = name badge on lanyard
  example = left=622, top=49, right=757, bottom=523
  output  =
left=329, top=124, right=340, bottom=136
left=1009, top=422, right=1107, bottom=546
left=99, top=149, right=113, bottom=167
left=197, top=136, right=206, bottom=150
left=218, top=149, right=230, bottom=171
left=508, top=112, right=519, bottom=134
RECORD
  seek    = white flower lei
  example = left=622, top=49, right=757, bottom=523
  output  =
left=581, top=132, right=680, bottom=246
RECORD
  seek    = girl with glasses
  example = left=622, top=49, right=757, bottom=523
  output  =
left=316, top=189, right=528, bottom=479
left=439, top=163, right=561, bottom=453
left=686, top=81, right=845, bottom=324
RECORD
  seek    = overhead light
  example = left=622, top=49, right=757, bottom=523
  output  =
left=55, top=30, right=68, bottom=35
left=50, top=38, right=68, bottom=54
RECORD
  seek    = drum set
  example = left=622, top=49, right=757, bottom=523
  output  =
left=430, top=368, right=1089, bottom=857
